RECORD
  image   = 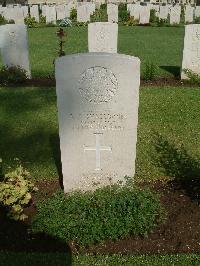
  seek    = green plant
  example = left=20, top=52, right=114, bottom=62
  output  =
left=118, top=3, right=130, bottom=23
left=150, top=9, right=158, bottom=23
left=70, top=8, right=77, bottom=22
left=39, top=14, right=46, bottom=24
left=0, top=66, right=28, bottom=85
left=32, top=183, right=165, bottom=246
left=194, top=16, right=200, bottom=24
left=0, top=161, right=37, bottom=221
left=143, top=61, right=158, bottom=80
left=90, top=7, right=108, bottom=22
left=124, top=16, right=138, bottom=26
left=24, top=16, right=38, bottom=28
left=183, top=69, right=200, bottom=84
left=0, top=14, right=8, bottom=25
left=157, top=18, right=168, bottom=27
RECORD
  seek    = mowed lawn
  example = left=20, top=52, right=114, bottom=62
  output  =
left=27, top=26, right=184, bottom=77
left=0, top=86, right=199, bottom=181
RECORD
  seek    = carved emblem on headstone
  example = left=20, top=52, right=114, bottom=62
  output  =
left=78, top=66, right=118, bottom=104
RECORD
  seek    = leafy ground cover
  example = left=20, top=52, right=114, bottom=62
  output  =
left=0, top=87, right=199, bottom=182
left=0, top=26, right=184, bottom=78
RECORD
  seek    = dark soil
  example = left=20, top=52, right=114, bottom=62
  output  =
left=0, top=180, right=199, bottom=255
left=8, top=77, right=200, bottom=88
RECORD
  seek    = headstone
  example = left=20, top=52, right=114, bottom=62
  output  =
left=159, top=5, right=169, bottom=20
left=41, top=5, right=47, bottom=17
left=55, top=53, right=140, bottom=193
left=181, top=24, right=200, bottom=79
left=30, top=5, right=39, bottom=22
left=88, top=22, right=118, bottom=53
left=129, top=4, right=140, bottom=20
left=77, top=4, right=90, bottom=22
left=56, top=4, right=66, bottom=20
left=170, top=5, right=181, bottom=24
left=0, top=24, right=31, bottom=77
left=107, top=4, right=118, bottom=23
left=46, top=6, right=57, bottom=24
left=185, top=5, right=194, bottom=23
left=22, top=6, right=29, bottom=18
left=195, top=6, right=200, bottom=18
left=13, top=6, right=24, bottom=24
left=139, top=6, right=150, bottom=24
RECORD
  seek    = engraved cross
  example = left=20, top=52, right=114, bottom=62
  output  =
left=84, top=133, right=112, bottom=171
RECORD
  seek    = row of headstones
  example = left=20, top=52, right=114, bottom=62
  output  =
left=128, top=3, right=200, bottom=24
left=0, top=22, right=199, bottom=79
left=1, top=3, right=200, bottom=24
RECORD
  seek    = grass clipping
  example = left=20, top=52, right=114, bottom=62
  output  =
left=32, top=183, right=165, bottom=247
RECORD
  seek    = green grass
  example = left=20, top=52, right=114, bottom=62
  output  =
left=26, top=26, right=184, bottom=77
left=0, top=253, right=200, bottom=266
left=0, top=87, right=199, bottom=181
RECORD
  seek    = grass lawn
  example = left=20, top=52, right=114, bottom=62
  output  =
left=0, top=86, right=199, bottom=181
left=0, top=252, right=200, bottom=266
left=26, top=26, right=184, bottom=77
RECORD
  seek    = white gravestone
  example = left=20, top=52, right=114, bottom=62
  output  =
left=129, top=4, right=140, bottom=20
left=0, top=24, right=31, bottom=78
left=41, top=5, right=47, bottom=17
left=55, top=53, right=140, bottom=193
left=22, top=6, right=29, bottom=18
left=107, top=4, right=118, bottom=23
left=159, top=5, right=169, bottom=20
left=139, top=6, right=150, bottom=24
left=30, top=5, right=39, bottom=22
left=56, top=4, right=66, bottom=20
left=13, top=7, right=24, bottom=24
left=77, top=4, right=90, bottom=22
left=181, top=24, right=200, bottom=79
left=170, top=5, right=181, bottom=24
left=195, top=6, right=200, bottom=18
left=185, top=5, right=194, bottom=23
left=46, top=6, right=57, bottom=24
left=88, top=22, right=118, bottom=53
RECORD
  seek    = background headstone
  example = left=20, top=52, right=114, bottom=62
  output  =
left=55, top=53, right=140, bottom=193
left=170, top=5, right=181, bottom=24
left=185, top=5, right=194, bottom=23
left=0, top=24, right=31, bottom=78
left=30, top=5, right=39, bottom=22
left=139, top=6, right=150, bottom=24
left=88, top=22, right=118, bottom=53
left=107, top=4, right=118, bottom=23
left=181, top=24, right=200, bottom=79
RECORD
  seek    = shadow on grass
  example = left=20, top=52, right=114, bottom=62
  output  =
left=160, top=66, right=180, bottom=79
left=153, top=133, right=200, bottom=201
left=0, top=207, right=72, bottom=265
left=50, top=134, right=64, bottom=190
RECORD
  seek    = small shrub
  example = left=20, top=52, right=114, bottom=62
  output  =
left=32, top=183, right=165, bottom=246
left=183, top=69, right=200, bottom=84
left=0, top=66, right=28, bottom=85
left=24, top=16, right=38, bottom=28
left=150, top=9, right=158, bottom=23
left=194, top=16, right=200, bottom=24
left=90, top=7, right=108, bottom=22
left=70, top=8, right=77, bottom=22
left=118, top=3, right=130, bottom=23
left=143, top=61, right=158, bottom=81
left=124, top=16, right=138, bottom=26
left=39, top=14, right=46, bottom=24
left=0, top=14, right=8, bottom=25
left=157, top=18, right=168, bottom=27
left=0, top=162, right=37, bottom=221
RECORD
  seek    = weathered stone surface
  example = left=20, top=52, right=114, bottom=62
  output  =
left=30, top=5, right=39, bottom=22
left=139, top=6, right=150, bottom=24
left=46, top=6, right=57, bottom=24
left=170, top=5, right=181, bottom=24
left=181, top=24, right=200, bottom=79
left=185, top=5, right=194, bottom=23
left=0, top=24, right=31, bottom=77
left=107, top=4, right=118, bottom=23
left=88, top=22, right=118, bottom=53
left=55, top=53, right=140, bottom=193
